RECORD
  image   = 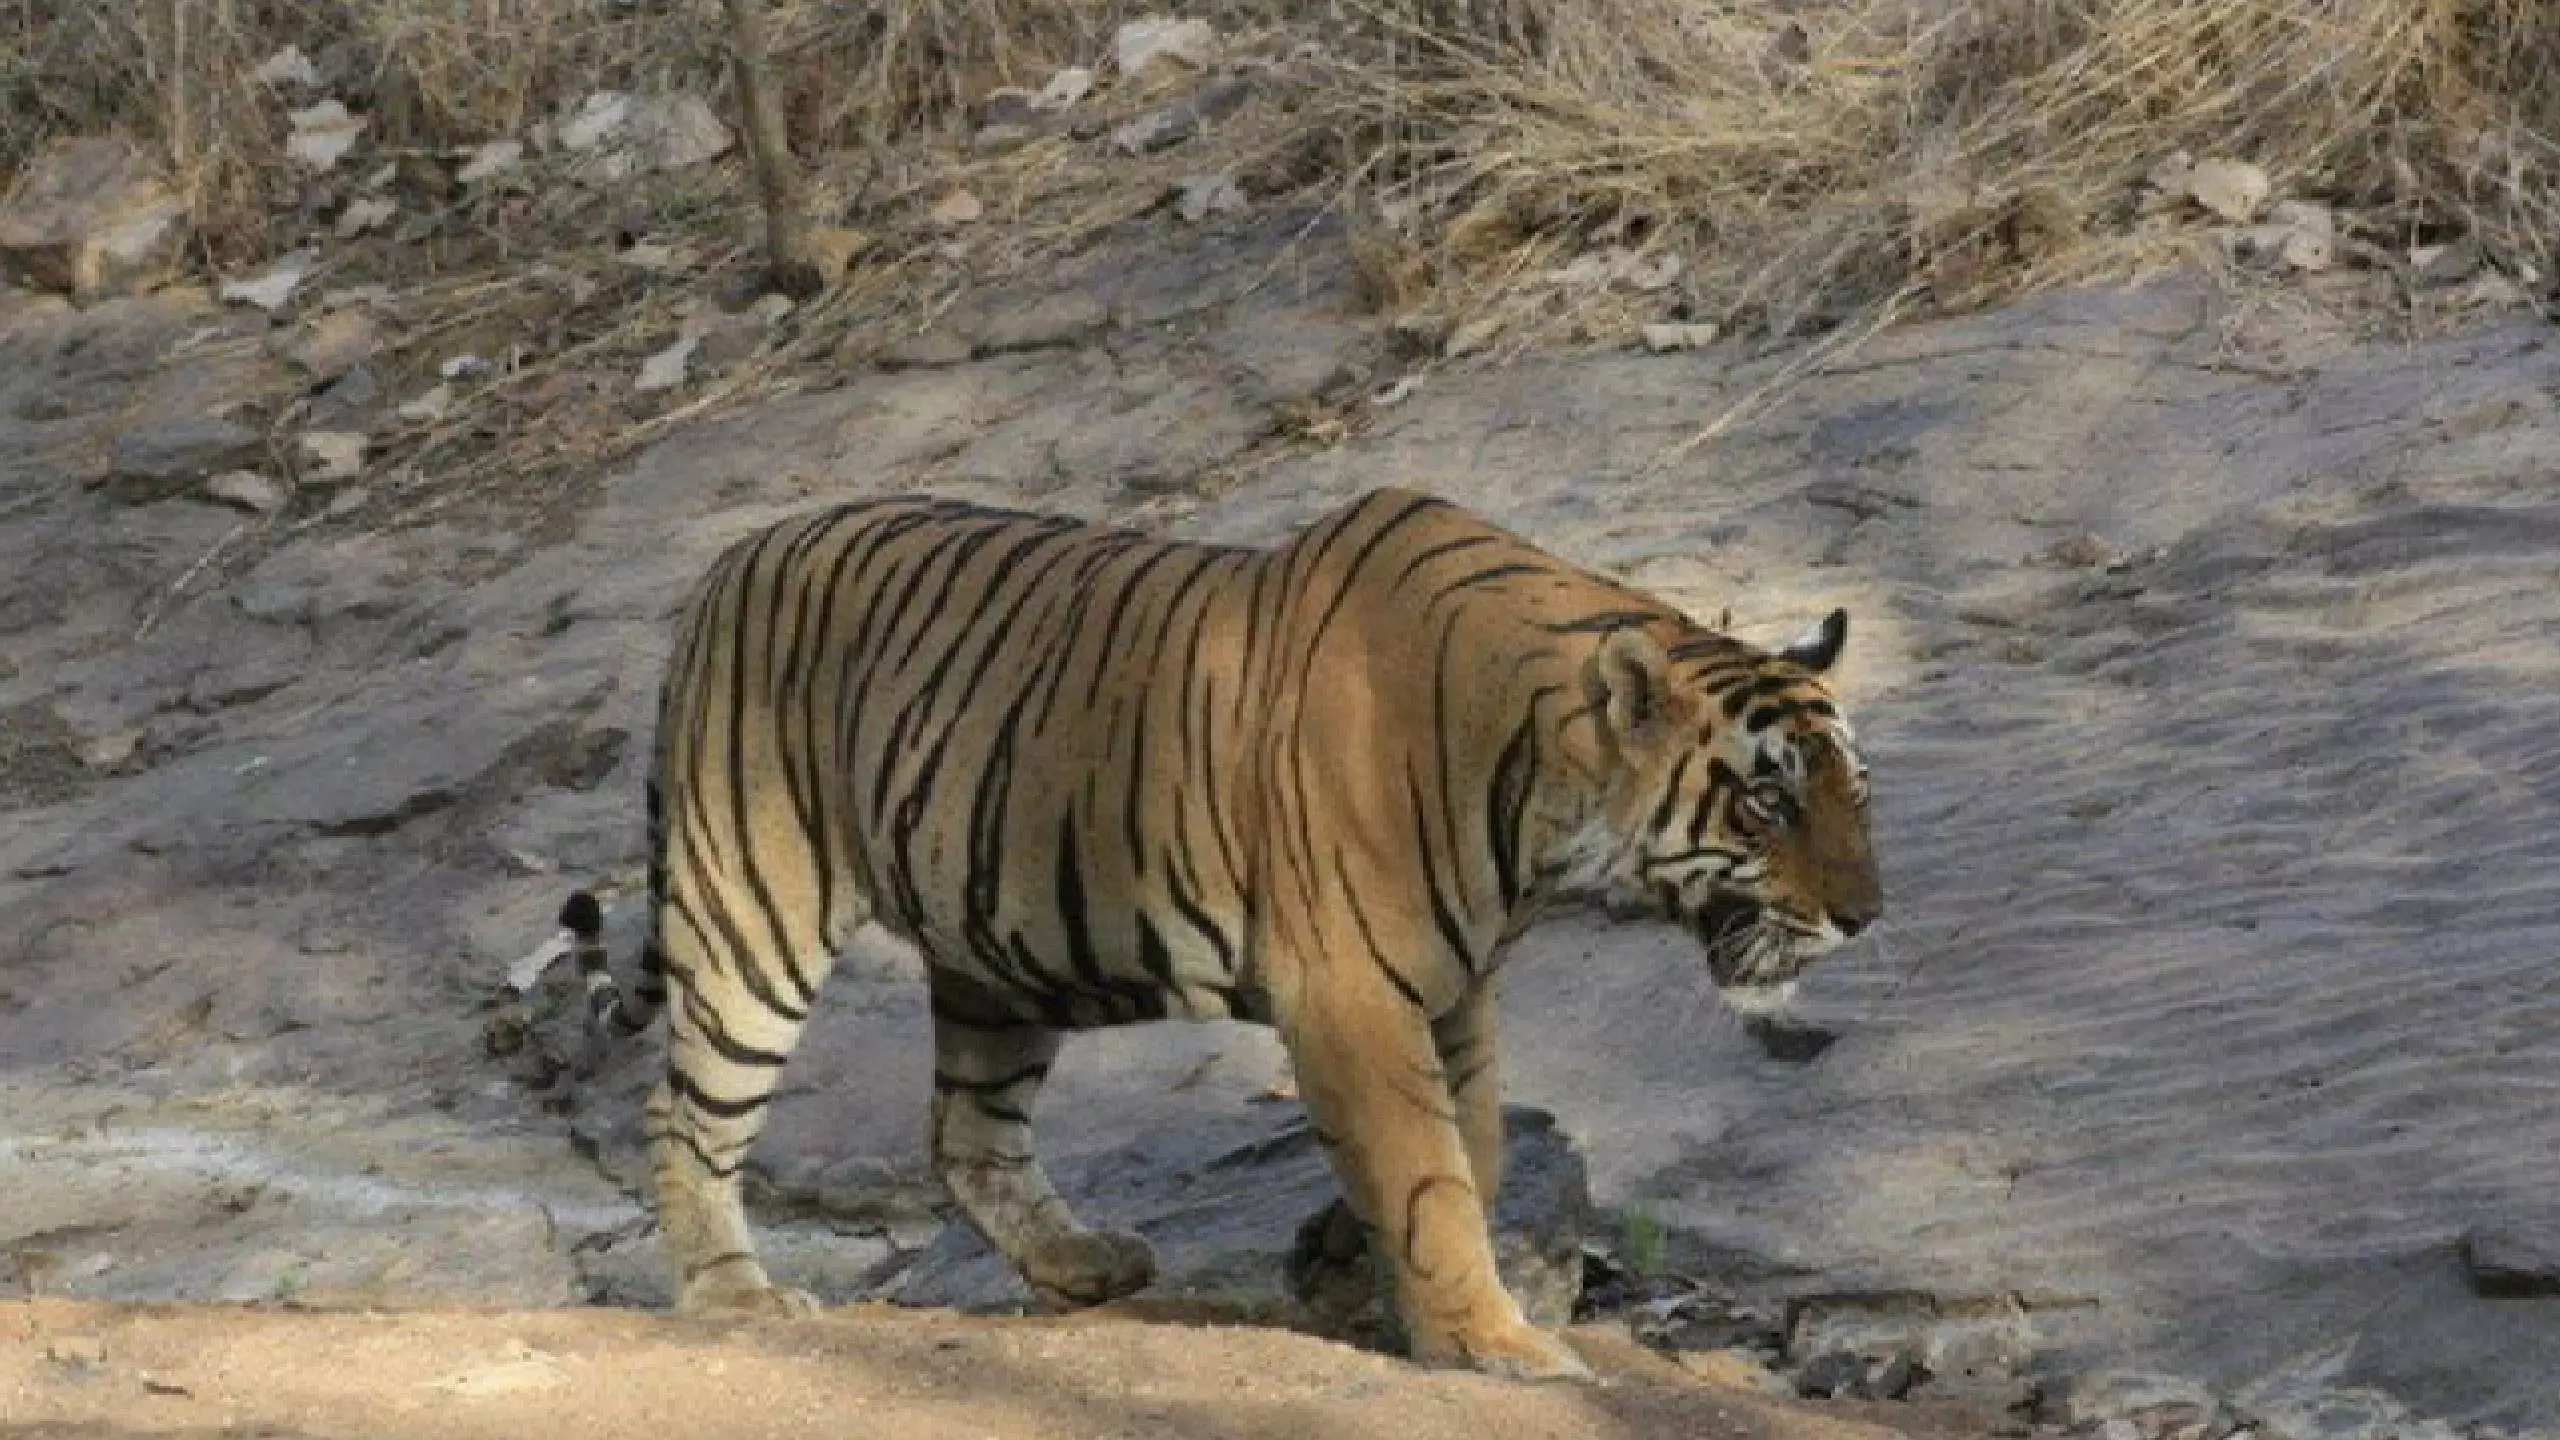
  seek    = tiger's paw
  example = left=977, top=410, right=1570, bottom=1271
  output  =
left=675, top=1274, right=821, bottom=1319
left=1415, top=1318, right=1593, bottom=1384
left=1023, top=1228, right=1157, bottom=1310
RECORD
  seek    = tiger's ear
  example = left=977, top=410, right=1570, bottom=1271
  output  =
left=1780, top=608, right=1849, bottom=673
left=1587, top=627, right=1677, bottom=745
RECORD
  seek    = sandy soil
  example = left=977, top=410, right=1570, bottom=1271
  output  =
left=0, top=1299, right=1992, bottom=1440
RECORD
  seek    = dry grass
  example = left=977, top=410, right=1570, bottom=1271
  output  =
left=4, top=0, right=2549, bottom=321
left=1309, top=0, right=2560, bottom=342
left=0, top=0, right=1211, bottom=261
left=2, top=0, right=2554, bottom=528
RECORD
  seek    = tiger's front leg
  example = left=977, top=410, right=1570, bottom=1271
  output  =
left=1289, top=979, right=1507, bottom=1327
left=1434, top=980, right=1506, bottom=1213
left=929, top=1007, right=1158, bottom=1309
left=1282, top=964, right=1589, bottom=1382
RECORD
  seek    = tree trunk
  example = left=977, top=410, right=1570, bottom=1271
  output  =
left=719, top=0, right=823, bottom=298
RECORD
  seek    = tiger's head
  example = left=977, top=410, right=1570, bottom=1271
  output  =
left=1576, top=609, right=1880, bottom=1012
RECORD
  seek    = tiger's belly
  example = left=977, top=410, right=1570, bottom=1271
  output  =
left=885, top=884, right=1267, bottom=1031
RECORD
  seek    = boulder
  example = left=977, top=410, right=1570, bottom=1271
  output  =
left=2459, top=1225, right=2560, bottom=1299
left=0, top=137, right=190, bottom=301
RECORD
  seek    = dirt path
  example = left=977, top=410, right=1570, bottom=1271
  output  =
left=0, top=1299, right=1992, bottom=1440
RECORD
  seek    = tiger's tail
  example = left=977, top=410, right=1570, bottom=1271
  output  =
left=560, top=889, right=668, bottom=1047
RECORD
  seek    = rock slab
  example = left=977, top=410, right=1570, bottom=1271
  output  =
left=0, top=137, right=190, bottom=301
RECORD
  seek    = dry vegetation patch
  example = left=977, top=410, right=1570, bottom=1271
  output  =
left=3, top=0, right=2555, bottom=519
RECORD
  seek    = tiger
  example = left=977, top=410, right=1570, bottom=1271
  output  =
left=559, top=486, right=1880, bottom=1381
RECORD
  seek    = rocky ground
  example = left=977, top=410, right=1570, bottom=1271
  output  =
left=3, top=136, right=2560, bottom=1438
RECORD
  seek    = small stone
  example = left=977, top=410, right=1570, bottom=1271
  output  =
left=220, top=249, right=316, bottom=312
left=77, top=728, right=144, bottom=772
left=0, top=136, right=191, bottom=301
left=617, top=241, right=695, bottom=273
left=457, top=140, right=524, bottom=184
left=1443, top=316, right=1502, bottom=359
left=285, top=99, right=366, bottom=172
left=205, top=470, right=289, bottom=515
left=440, top=353, right=492, bottom=381
left=1175, top=173, right=1246, bottom=223
left=1372, top=375, right=1423, bottom=408
left=334, top=196, right=396, bottom=238
left=750, top=292, right=795, bottom=325
left=297, top=430, right=368, bottom=482
left=971, top=123, right=1040, bottom=156
left=278, top=307, right=379, bottom=382
left=1116, top=17, right=1219, bottom=82
left=557, top=92, right=634, bottom=152
left=396, top=383, right=455, bottom=424
left=2183, top=157, right=2270, bottom=223
left=2097, top=1421, right=2142, bottom=1440
left=802, top=226, right=870, bottom=288
left=620, top=93, right=731, bottom=176
left=930, top=190, right=985, bottom=226
left=1620, top=250, right=1683, bottom=293
left=2460, top=1225, right=2560, bottom=1298
left=1641, top=322, right=1720, bottom=353
left=253, top=45, right=321, bottom=88
left=1113, top=106, right=1198, bottom=156
left=2268, top=200, right=2334, bottom=272
left=559, top=92, right=730, bottom=180
left=635, top=334, right=698, bottom=392
left=1036, top=66, right=1095, bottom=109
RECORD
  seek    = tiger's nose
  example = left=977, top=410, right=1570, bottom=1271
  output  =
left=1833, top=907, right=1876, bottom=939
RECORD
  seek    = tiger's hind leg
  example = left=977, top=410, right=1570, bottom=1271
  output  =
left=930, top=1008, right=1157, bottom=1309
left=645, top=881, right=847, bottom=1318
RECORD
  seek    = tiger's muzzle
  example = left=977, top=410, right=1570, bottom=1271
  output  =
left=1688, top=895, right=1838, bottom=999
